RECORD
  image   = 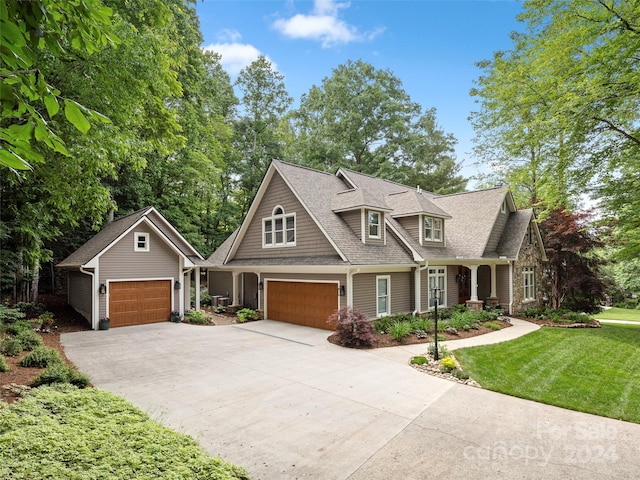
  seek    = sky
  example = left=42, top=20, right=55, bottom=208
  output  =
left=195, top=0, right=525, bottom=185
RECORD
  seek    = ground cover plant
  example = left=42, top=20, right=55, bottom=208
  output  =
left=454, top=324, right=640, bottom=424
left=0, top=385, right=248, bottom=480
left=593, top=307, right=640, bottom=322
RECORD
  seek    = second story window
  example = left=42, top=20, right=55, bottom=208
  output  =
left=368, top=211, right=381, bottom=238
left=263, top=206, right=296, bottom=248
left=424, top=216, right=443, bottom=242
left=134, top=232, right=149, bottom=252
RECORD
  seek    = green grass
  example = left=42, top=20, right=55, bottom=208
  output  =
left=455, top=325, right=640, bottom=424
left=593, top=307, right=640, bottom=322
left=0, top=385, right=248, bottom=480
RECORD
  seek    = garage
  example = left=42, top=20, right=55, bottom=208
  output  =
left=266, top=280, right=339, bottom=330
left=109, top=280, right=172, bottom=328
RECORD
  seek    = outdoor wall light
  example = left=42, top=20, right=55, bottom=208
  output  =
left=339, top=285, right=346, bottom=296
left=99, top=283, right=107, bottom=294
left=258, top=281, right=264, bottom=290
left=174, top=280, right=181, bottom=290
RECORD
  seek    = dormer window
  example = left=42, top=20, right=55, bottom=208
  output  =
left=368, top=211, right=381, bottom=238
left=134, top=232, right=149, bottom=252
left=501, top=200, right=507, bottom=214
left=263, top=206, right=296, bottom=248
left=424, top=216, right=443, bottom=242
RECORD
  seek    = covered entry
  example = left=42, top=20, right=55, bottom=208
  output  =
left=109, top=280, right=172, bottom=327
left=265, top=280, right=339, bottom=330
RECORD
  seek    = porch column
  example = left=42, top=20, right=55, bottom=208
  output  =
left=194, top=267, right=201, bottom=312
left=465, top=264, right=483, bottom=311
left=184, top=271, right=191, bottom=310
left=256, top=272, right=262, bottom=311
left=488, top=263, right=500, bottom=308
left=232, top=272, right=240, bottom=306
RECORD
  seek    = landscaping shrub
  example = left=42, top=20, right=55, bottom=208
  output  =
left=373, top=315, right=397, bottom=334
left=18, top=346, right=63, bottom=368
left=236, top=308, right=258, bottom=323
left=451, top=369, right=470, bottom=380
left=561, top=312, right=592, bottom=323
left=0, top=385, right=248, bottom=480
left=0, top=304, right=26, bottom=324
left=447, top=310, right=477, bottom=331
left=31, top=364, right=90, bottom=388
left=200, top=290, right=212, bottom=307
left=389, top=321, right=412, bottom=341
left=0, top=355, right=8, bottom=372
left=410, top=316, right=433, bottom=334
left=14, top=301, right=47, bottom=318
left=440, top=356, right=459, bottom=372
left=184, top=310, right=209, bottom=325
left=410, top=356, right=428, bottom=365
left=328, top=307, right=376, bottom=348
left=427, top=342, right=450, bottom=358
left=0, top=337, right=23, bottom=356
left=2, top=320, right=32, bottom=336
left=484, top=321, right=502, bottom=331
left=16, top=330, right=43, bottom=351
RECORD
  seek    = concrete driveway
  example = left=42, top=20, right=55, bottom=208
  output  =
left=62, top=321, right=640, bottom=480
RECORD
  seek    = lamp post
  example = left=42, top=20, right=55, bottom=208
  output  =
left=432, top=286, right=441, bottom=361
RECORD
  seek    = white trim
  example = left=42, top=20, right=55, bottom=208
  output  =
left=368, top=210, right=381, bottom=239
left=262, top=208, right=297, bottom=248
left=423, top=215, right=443, bottom=243
left=522, top=266, right=535, bottom=301
left=360, top=208, right=366, bottom=244
left=134, top=232, right=150, bottom=252
left=427, top=266, right=447, bottom=309
left=386, top=219, right=424, bottom=262
left=263, top=278, right=340, bottom=321
left=376, top=275, right=391, bottom=317
left=105, top=277, right=175, bottom=321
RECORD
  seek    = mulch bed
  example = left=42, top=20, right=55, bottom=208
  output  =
left=327, top=320, right=513, bottom=349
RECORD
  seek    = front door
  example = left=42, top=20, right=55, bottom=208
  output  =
left=457, top=266, right=471, bottom=304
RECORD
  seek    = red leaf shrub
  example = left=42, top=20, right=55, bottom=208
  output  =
left=328, top=306, right=376, bottom=348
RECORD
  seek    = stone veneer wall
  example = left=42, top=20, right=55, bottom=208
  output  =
left=511, top=229, right=544, bottom=314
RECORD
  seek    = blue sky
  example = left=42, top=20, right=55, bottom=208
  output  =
left=195, top=0, right=524, bottom=184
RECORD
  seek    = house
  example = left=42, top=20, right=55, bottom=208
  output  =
left=58, top=207, right=207, bottom=329
left=208, top=160, right=547, bottom=330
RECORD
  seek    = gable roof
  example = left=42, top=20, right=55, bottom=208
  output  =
left=211, top=160, right=540, bottom=267
left=57, top=207, right=205, bottom=268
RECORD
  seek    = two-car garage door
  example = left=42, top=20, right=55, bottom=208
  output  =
left=109, top=280, right=171, bottom=328
left=266, top=281, right=338, bottom=330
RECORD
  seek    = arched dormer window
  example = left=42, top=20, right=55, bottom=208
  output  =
left=263, top=205, right=296, bottom=248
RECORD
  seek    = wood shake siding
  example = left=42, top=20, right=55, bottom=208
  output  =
left=340, top=210, right=362, bottom=241
left=352, top=272, right=413, bottom=319
left=258, top=273, right=347, bottom=310
left=234, top=172, right=337, bottom=259
left=99, top=228, right=180, bottom=319
left=68, top=271, right=92, bottom=322
left=209, top=271, right=233, bottom=297
left=484, top=210, right=509, bottom=254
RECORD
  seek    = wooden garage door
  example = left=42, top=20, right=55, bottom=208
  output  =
left=109, top=280, right=171, bottom=328
left=266, top=281, right=338, bottom=330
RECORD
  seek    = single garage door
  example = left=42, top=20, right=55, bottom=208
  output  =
left=266, top=281, right=338, bottom=330
left=109, top=280, right=171, bottom=328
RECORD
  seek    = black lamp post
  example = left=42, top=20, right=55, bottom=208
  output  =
left=432, top=286, right=441, bottom=361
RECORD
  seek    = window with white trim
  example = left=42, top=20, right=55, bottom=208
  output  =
left=263, top=206, right=296, bottom=248
left=424, top=216, right=443, bottom=242
left=501, top=199, right=507, bottom=214
left=523, top=267, right=535, bottom=301
left=376, top=275, right=390, bottom=317
left=368, top=211, right=381, bottom=238
left=428, top=267, right=446, bottom=308
left=134, top=232, right=149, bottom=252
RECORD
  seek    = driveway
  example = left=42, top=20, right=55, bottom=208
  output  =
left=62, top=321, right=640, bottom=480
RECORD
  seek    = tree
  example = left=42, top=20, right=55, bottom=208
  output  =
left=0, top=0, right=119, bottom=171
left=288, top=60, right=466, bottom=192
left=232, top=56, right=293, bottom=216
left=541, top=208, right=606, bottom=312
left=470, top=0, right=640, bottom=252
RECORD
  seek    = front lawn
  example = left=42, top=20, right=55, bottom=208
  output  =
left=0, top=385, right=248, bottom=480
left=455, top=325, right=640, bottom=424
left=593, top=307, right=640, bottom=322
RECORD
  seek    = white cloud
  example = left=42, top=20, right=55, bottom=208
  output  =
left=272, top=0, right=383, bottom=48
left=203, top=31, right=276, bottom=76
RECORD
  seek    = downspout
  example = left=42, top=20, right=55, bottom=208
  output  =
left=347, top=268, right=360, bottom=308
left=79, top=266, right=98, bottom=330
left=182, top=267, right=194, bottom=313
left=418, top=262, right=429, bottom=312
